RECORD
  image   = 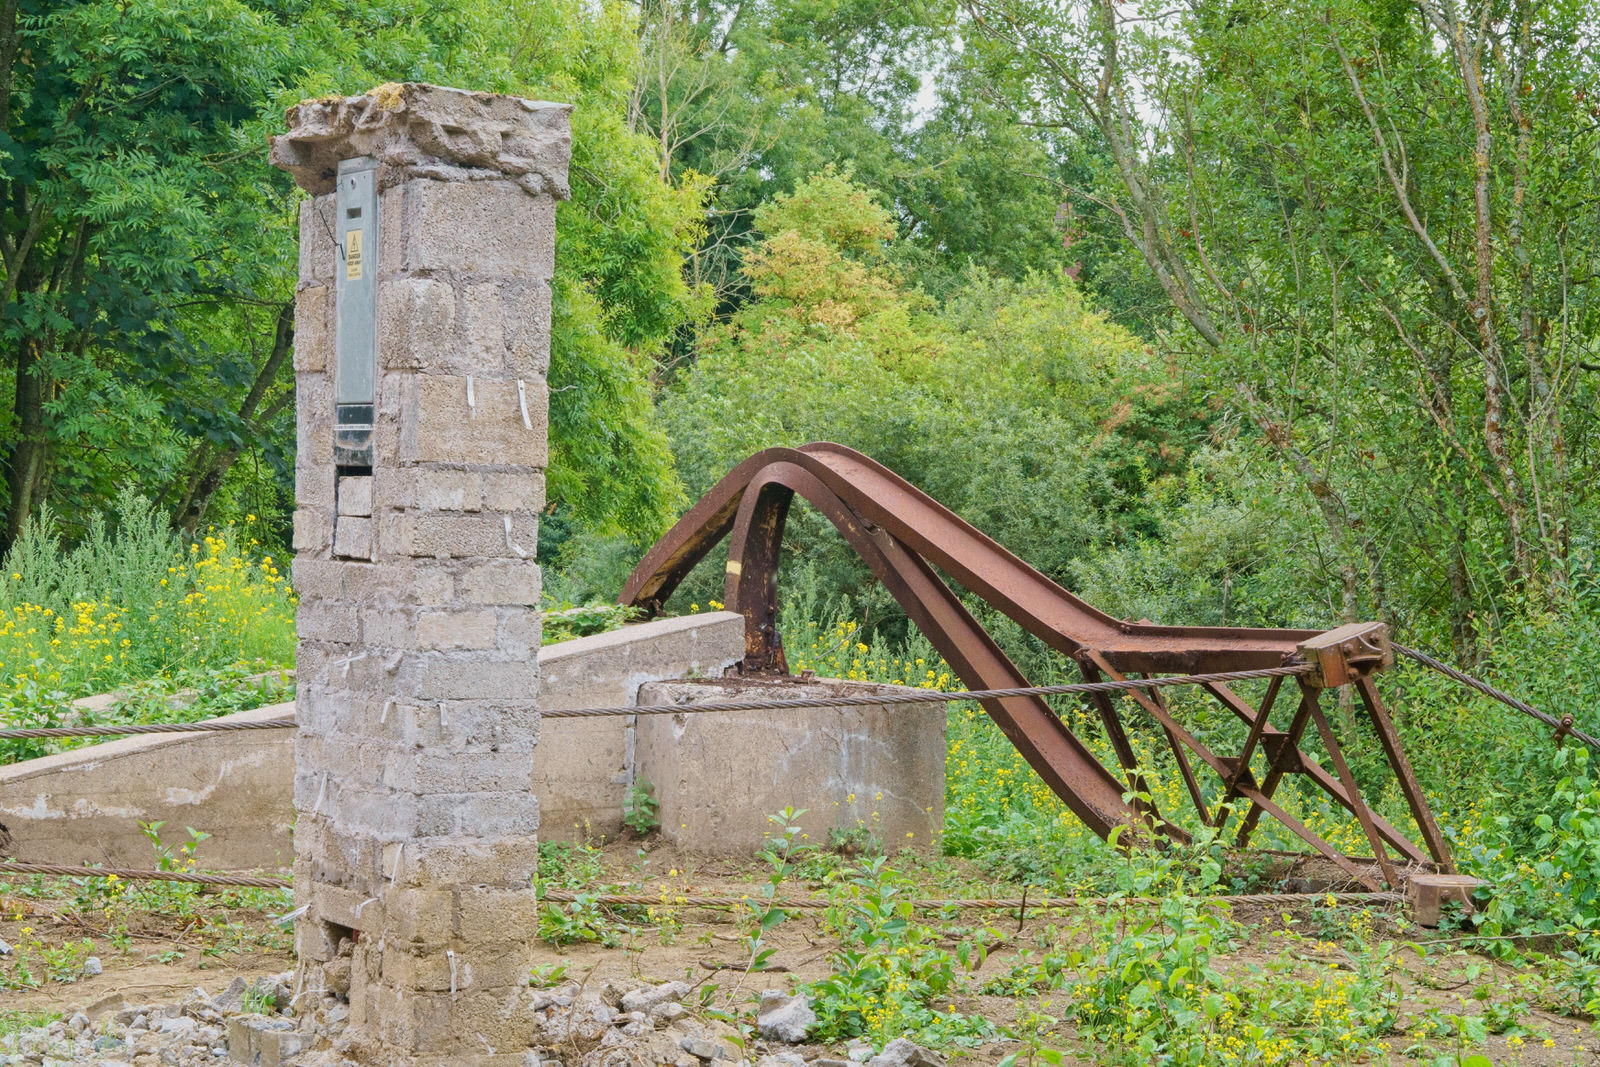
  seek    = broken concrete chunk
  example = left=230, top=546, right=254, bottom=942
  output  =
left=866, top=1039, right=948, bottom=1067
left=680, top=1035, right=723, bottom=1061
left=755, top=989, right=816, bottom=1043
left=621, top=980, right=691, bottom=1014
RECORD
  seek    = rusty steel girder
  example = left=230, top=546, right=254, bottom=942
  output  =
left=620, top=444, right=1452, bottom=887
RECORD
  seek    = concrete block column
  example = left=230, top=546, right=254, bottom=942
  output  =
left=271, top=83, right=570, bottom=1066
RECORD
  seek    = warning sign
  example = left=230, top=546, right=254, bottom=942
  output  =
left=346, top=230, right=364, bottom=280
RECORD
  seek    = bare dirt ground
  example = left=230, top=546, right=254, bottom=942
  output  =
left=2, top=840, right=1596, bottom=1064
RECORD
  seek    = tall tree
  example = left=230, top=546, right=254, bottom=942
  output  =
left=0, top=0, right=291, bottom=547
left=966, top=0, right=1600, bottom=652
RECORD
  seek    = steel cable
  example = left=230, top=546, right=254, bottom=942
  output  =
left=0, top=716, right=297, bottom=740
left=537, top=890, right=1400, bottom=910
left=0, top=863, right=1399, bottom=908
left=540, top=665, right=1315, bottom=719
left=0, top=667, right=1312, bottom=739
left=1395, top=644, right=1600, bottom=751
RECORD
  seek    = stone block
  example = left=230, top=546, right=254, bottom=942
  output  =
left=295, top=464, right=335, bottom=513
left=456, top=559, right=541, bottom=605
left=479, top=471, right=544, bottom=514
left=295, top=378, right=333, bottom=469
left=377, top=276, right=455, bottom=371
left=405, top=654, right=539, bottom=701
left=416, top=608, right=499, bottom=650
left=376, top=468, right=481, bottom=512
left=400, top=180, right=557, bottom=278
left=381, top=945, right=456, bottom=992
left=453, top=888, right=541, bottom=941
left=338, top=559, right=455, bottom=608
left=298, top=194, right=336, bottom=287
left=416, top=791, right=540, bottom=837
left=419, top=750, right=535, bottom=794
left=338, top=475, right=374, bottom=517
left=386, top=888, right=456, bottom=944
left=459, top=282, right=506, bottom=371
left=634, top=679, right=946, bottom=856
left=410, top=701, right=540, bottom=753
left=297, top=599, right=359, bottom=644
left=313, top=882, right=378, bottom=931
left=292, top=507, right=331, bottom=554
left=401, top=374, right=548, bottom=468
left=333, top=515, right=374, bottom=560
left=388, top=838, right=540, bottom=890
left=293, top=285, right=332, bottom=372
left=502, top=280, right=552, bottom=375
left=391, top=512, right=538, bottom=559
left=375, top=989, right=543, bottom=1056
left=227, top=1015, right=310, bottom=1067
left=494, top=611, right=541, bottom=657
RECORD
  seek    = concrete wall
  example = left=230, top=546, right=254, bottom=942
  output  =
left=635, top=678, right=946, bottom=855
left=0, top=703, right=297, bottom=871
left=535, top=612, right=744, bottom=841
left=0, top=613, right=742, bottom=869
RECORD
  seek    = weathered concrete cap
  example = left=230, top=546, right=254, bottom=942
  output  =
left=270, top=82, right=572, bottom=198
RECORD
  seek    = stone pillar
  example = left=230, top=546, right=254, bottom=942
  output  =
left=270, top=84, right=569, bottom=1066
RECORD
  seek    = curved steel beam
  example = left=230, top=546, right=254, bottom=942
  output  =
left=624, top=444, right=1318, bottom=674
left=713, top=460, right=1175, bottom=842
left=621, top=443, right=1444, bottom=875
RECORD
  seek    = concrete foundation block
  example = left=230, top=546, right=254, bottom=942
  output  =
left=1408, top=873, right=1480, bottom=927
left=634, top=678, right=946, bottom=855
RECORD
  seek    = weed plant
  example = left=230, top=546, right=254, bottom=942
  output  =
left=0, top=493, right=295, bottom=762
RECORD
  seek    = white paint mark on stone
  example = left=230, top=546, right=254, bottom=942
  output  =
left=504, top=514, right=527, bottom=558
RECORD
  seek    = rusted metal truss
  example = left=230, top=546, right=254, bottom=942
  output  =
left=620, top=444, right=1452, bottom=889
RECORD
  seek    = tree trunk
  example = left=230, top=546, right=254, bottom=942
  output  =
left=3, top=335, right=50, bottom=551
left=169, top=300, right=295, bottom=532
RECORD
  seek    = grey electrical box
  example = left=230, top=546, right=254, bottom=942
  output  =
left=333, top=156, right=377, bottom=467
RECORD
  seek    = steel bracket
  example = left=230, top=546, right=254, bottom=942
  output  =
left=1296, top=622, right=1392, bottom=688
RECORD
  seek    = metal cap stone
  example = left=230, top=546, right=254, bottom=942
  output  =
left=270, top=82, right=572, bottom=198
